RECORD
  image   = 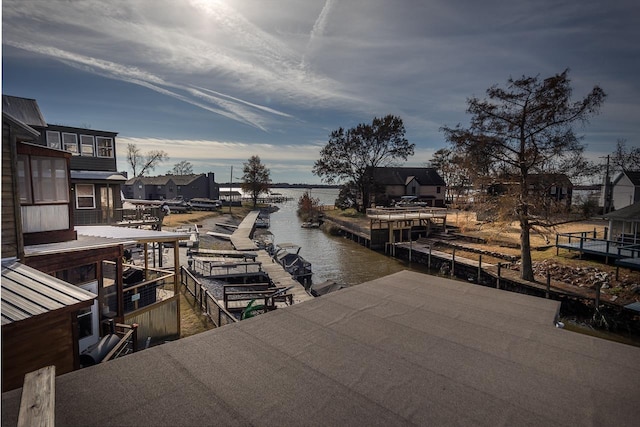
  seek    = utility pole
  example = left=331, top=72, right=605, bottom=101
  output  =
left=603, top=155, right=611, bottom=214
left=229, top=165, right=233, bottom=213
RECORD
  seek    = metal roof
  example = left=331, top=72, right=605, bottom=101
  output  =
left=1, top=261, right=96, bottom=326
left=76, top=225, right=190, bottom=243
left=2, top=111, right=40, bottom=139
left=2, top=95, right=47, bottom=128
left=3, top=270, right=639, bottom=426
left=70, top=171, right=128, bottom=181
left=24, top=235, right=133, bottom=257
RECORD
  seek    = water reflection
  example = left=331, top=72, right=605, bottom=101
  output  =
left=263, top=188, right=431, bottom=286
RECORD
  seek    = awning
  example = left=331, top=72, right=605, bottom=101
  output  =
left=70, top=170, right=128, bottom=181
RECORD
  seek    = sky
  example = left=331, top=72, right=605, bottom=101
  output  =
left=2, top=0, right=639, bottom=184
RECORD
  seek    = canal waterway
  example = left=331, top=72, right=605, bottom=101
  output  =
left=250, top=187, right=434, bottom=287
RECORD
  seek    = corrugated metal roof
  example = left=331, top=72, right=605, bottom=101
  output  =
left=70, top=170, right=128, bottom=181
left=1, top=261, right=96, bottom=325
left=24, top=235, right=133, bottom=257
left=2, top=111, right=41, bottom=139
left=2, top=95, right=47, bottom=128
left=76, top=226, right=190, bottom=242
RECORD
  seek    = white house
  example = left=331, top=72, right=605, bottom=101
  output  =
left=611, top=170, right=640, bottom=211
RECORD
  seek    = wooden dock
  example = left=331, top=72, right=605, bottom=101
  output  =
left=223, top=210, right=312, bottom=304
left=230, top=211, right=260, bottom=251
left=255, top=250, right=313, bottom=304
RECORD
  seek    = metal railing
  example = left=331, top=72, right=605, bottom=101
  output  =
left=180, top=266, right=238, bottom=327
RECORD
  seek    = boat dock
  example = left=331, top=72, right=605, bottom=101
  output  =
left=187, top=211, right=313, bottom=305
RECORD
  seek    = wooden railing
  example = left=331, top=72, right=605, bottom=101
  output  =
left=222, top=283, right=292, bottom=312
left=180, top=266, right=238, bottom=327
left=102, top=322, right=139, bottom=362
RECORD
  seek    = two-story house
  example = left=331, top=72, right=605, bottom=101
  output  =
left=371, top=167, right=446, bottom=207
left=122, top=173, right=219, bottom=201
left=2, top=95, right=127, bottom=225
left=2, top=99, right=187, bottom=392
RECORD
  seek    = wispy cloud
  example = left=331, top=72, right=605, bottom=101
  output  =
left=2, top=0, right=361, bottom=130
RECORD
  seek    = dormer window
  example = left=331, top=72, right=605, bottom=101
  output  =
left=80, top=135, right=95, bottom=156
left=46, top=131, right=61, bottom=149
left=96, top=137, right=114, bottom=158
left=62, top=133, right=79, bottom=155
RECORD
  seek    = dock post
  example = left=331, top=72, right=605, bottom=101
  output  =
left=497, top=263, right=501, bottom=289
left=451, top=248, right=455, bottom=278
left=428, top=245, right=432, bottom=271
left=477, top=255, right=482, bottom=283
left=546, top=273, right=551, bottom=299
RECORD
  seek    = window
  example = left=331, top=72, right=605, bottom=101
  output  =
left=29, top=157, right=69, bottom=203
left=76, top=184, right=96, bottom=209
left=80, top=135, right=95, bottom=156
left=62, top=133, right=79, bottom=154
left=437, top=187, right=441, bottom=194
left=17, top=155, right=32, bottom=203
left=46, top=131, right=61, bottom=149
left=96, top=137, right=114, bottom=157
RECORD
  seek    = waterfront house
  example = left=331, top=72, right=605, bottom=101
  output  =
left=2, top=105, right=187, bottom=392
left=611, top=170, right=640, bottom=210
left=122, top=173, right=219, bottom=201
left=2, top=95, right=127, bottom=225
left=370, top=167, right=446, bottom=207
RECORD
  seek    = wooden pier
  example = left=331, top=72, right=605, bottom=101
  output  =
left=195, top=210, right=312, bottom=305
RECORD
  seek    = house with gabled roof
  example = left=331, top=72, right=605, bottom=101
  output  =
left=370, top=167, right=446, bottom=207
left=611, top=170, right=640, bottom=211
left=122, top=173, right=219, bottom=201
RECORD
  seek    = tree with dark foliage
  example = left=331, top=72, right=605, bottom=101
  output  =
left=313, top=115, right=415, bottom=212
left=442, top=70, right=606, bottom=281
left=241, top=155, right=271, bottom=207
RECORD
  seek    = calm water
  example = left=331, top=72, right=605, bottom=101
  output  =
left=247, top=188, right=431, bottom=286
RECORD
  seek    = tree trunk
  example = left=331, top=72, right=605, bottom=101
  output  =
left=519, top=216, right=535, bottom=281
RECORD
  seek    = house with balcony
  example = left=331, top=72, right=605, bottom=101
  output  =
left=122, top=173, right=219, bottom=201
left=2, top=95, right=127, bottom=225
left=2, top=102, right=187, bottom=392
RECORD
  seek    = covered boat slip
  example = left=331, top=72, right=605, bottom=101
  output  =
left=3, top=270, right=639, bottom=426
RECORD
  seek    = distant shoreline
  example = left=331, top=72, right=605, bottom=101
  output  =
left=218, top=183, right=341, bottom=189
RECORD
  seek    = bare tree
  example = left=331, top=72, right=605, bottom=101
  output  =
left=442, top=69, right=606, bottom=281
left=611, top=139, right=640, bottom=172
left=169, top=160, right=194, bottom=175
left=126, top=143, right=169, bottom=177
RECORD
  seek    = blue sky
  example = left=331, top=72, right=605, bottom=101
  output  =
left=3, top=0, right=639, bottom=183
